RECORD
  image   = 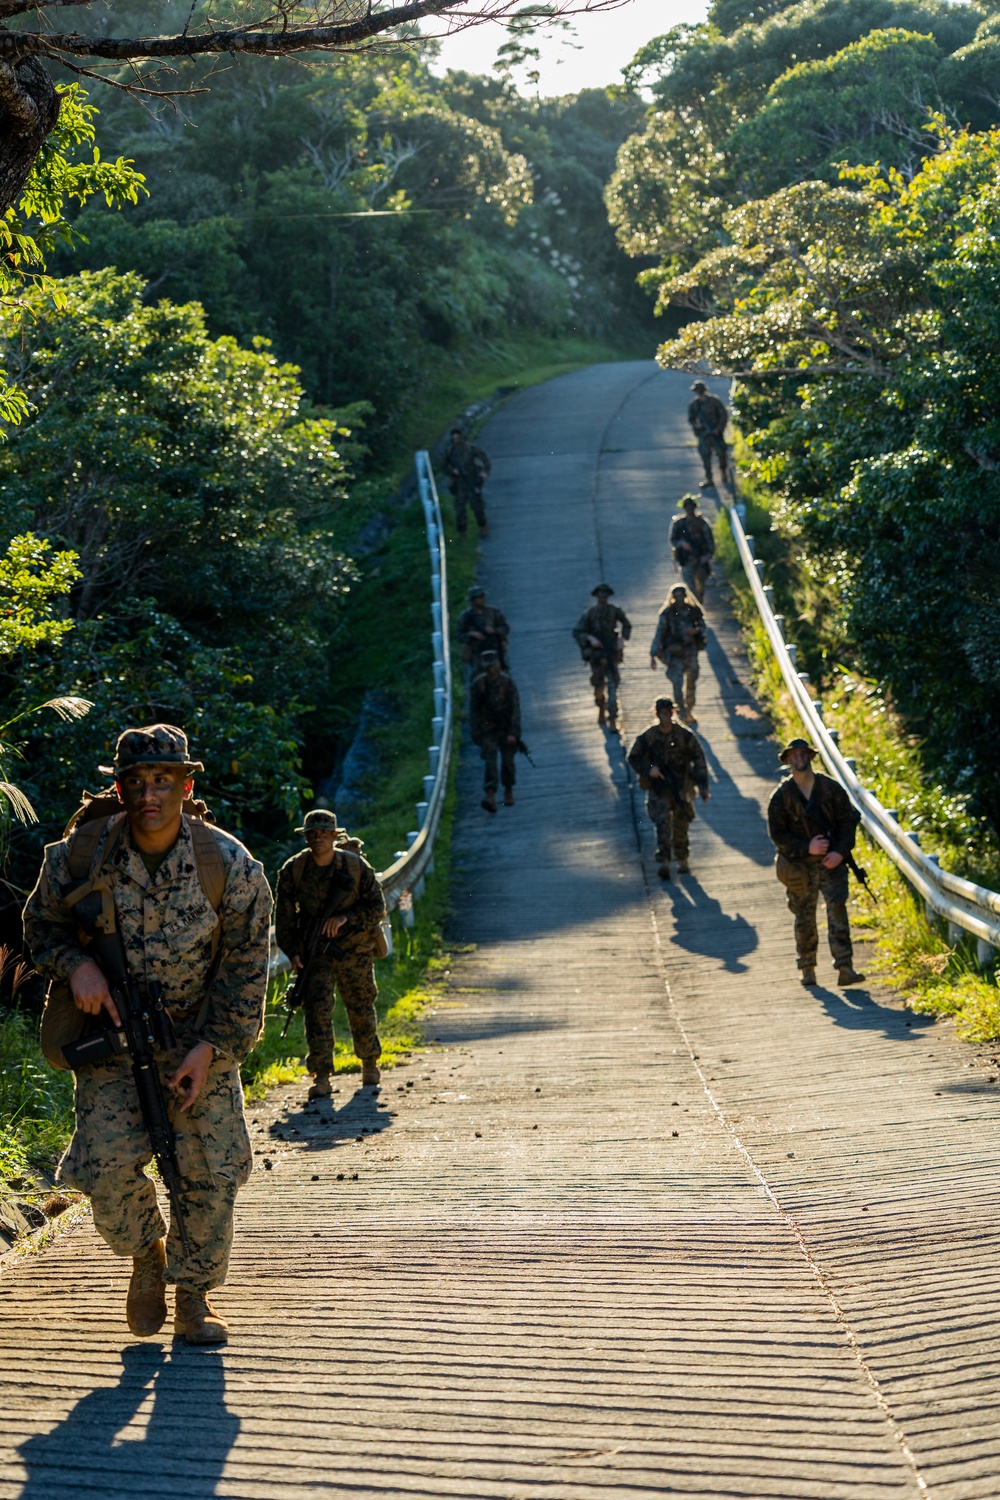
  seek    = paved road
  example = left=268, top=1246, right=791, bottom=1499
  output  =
left=3, top=363, right=1000, bottom=1499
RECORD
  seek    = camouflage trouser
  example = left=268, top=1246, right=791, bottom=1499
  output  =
left=783, top=860, right=853, bottom=972
left=664, top=647, right=700, bottom=710
left=587, top=654, right=620, bottom=716
left=58, top=1049, right=252, bottom=1292
left=697, top=432, right=729, bottom=483
left=479, top=736, right=517, bottom=793
left=303, top=952, right=381, bottom=1074
left=680, top=558, right=711, bottom=603
left=452, top=478, right=486, bottom=533
left=647, top=787, right=694, bottom=861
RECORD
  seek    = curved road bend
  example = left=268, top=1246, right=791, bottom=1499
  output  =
left=2, top=362, right=1000, bottom=1500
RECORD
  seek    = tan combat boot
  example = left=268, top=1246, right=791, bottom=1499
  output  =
left=308, top=1072, right=332, bottom=1100
left=362, top=1060, right=381, bottom=1086
left=800, top=967, right=817, bottom=986
left=676, top=859, right=691, bottom=874
left=174, top=1288, right=229, bottom=1345
left=837, top=966, right=866, bottom=986
left=127, top=1237, right=167, bottom=1336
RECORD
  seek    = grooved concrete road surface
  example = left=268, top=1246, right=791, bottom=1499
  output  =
left=3, top=363, right=1000, bottom=1500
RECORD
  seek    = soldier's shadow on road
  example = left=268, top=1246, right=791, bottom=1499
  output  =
left=273, top=1084, right=394, bottom=1152
left=16, top=1342, right=238, bottom=1499
left=664, top=873, right=758, bottom=973
left=806, top=983, right=928, bottom=1042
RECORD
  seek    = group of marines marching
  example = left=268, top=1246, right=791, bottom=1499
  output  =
left=18, top=385, right=863, bottom=1353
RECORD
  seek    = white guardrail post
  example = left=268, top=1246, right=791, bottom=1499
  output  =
left=724, top=497, right=1000, bottom=964
left=376, top=451, right=453, bottom=937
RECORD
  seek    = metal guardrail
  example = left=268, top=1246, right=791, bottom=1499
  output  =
left=376, top=450, right=453, bottom=929
left=727, top=498, right=1000, bottom=964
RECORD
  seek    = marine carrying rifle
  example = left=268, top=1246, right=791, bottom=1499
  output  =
left=60, top=888, right=193, bottom=1256
left=516, top=738, right=535, bottom=767
left=280, top=872, right=356, bottom=1038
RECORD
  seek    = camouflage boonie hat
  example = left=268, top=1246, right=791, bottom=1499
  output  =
left=681, top=495, right=699, bottom=510
left=296, top=809, right=339, bottom=835
left=654, top=697, right=675, bottom=713
left=779, top=736, right=819, bottom=763
left=468, top=584, right=486, bottom=600
left=99, top=723, right=203, bottom=777
left=691, top=380, right=707, bottom=392
left=591, top=583, right=614, bottom=596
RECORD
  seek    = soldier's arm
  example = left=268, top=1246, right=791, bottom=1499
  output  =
left=196, top=850, right=273, bottom=1064
left=493, top=610, right=510, bottom=640
left=627, top=730, right=653, bottom=778
left=572, top=609, right=592, bottom=647
left=618, top=609, right=632, bottom=640
left=273, top=862, right=300, bottom=959
left=688, top=734, right=710, bottom=794
left=827, top=781, right=858, bottom=857
left=508, top=681, right=522, bottom=739
left=650, top=613, right=666, bottom=659
left=767, top=787, right=810, bottom=858
left=22, top=845, right=90, bottom=984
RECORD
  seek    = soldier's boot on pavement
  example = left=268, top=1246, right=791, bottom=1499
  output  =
left=676, top=859, right=691, bottom=874
left=481, top=789, right=497, bottom=814
left=503, top=787, right=515, bottom=806
left=837, top=965, right=866, bottom=986
left=362, top=1060, right=381, bottom=1087
left=127, top=1237, right=167, bottom=1336
left=800, top=967, right=817, bottom=986
left=308, top=1072, right=332, bottom=1100
left=595, top=689, right=607, bottom=728
left=174, top=1289, right=229, bottom=1346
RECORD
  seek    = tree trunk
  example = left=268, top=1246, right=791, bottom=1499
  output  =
left=0, top=58, right=60, bottom=217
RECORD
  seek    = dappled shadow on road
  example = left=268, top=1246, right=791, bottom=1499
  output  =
left=662, top=872, right=758, bottom=974
left=16, top=1344, right=238, bottom=1500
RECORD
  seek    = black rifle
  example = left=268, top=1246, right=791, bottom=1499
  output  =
left=645, top=753, right=686, bottom=805
left=845, top=850, right=878, bottom=903
left=516, top=738, right=536, bottom=767
left=61, top=906, right=193, bottom=1257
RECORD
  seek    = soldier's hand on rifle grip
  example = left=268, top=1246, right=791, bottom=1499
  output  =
left=822, top=851, right=843, bottom=869
left=169, top=1041, right=214, bottom=1112
left=70, top=957, right=121, bottom=1027
left=322, top=914, right=347, bottom=939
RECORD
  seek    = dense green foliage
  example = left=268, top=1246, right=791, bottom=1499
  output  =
left=61, top=50, right=649, bottom=454
left=609, top=4, right=1000, bottom=842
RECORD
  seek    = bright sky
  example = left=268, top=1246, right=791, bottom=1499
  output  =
left=429, top=0, right=709, bottom=95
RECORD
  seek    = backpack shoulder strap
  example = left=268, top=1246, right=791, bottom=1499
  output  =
left=337, top=848, right=364, bottom=902
left=187, top=817, right=228, bottom=914
left=67, top=811, right=127, bottom=884
left=289, top=847, right=312, bottom=893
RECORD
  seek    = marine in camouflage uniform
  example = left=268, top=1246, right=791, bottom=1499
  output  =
left=469, top=650, right=521, bottom=813
left=23, top=725, right=272, bottom=1345
left=444, top=428, right=491, bottom=537
left=274, top=810, right=386, bottom=1098
left=687, top=381, right=730, bottom=488
left=767, top=737, right=865, bottom=988
left=573, top=584, right=632, bottom=728
left=650, top=584, right=707, bottom=721
left=627, top=698, right=710, bottom=878
left=457, top=585, right=510, bottom=673
left=670, top=496, right=715, bottom=602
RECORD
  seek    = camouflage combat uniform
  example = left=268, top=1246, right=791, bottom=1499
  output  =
left=687, top=392, right=729, bottom=484
left=444, top=435, right=491, bottom=534
left=651, top=599, right=707, bottom=714
left=767, top=773, right=857, bottom=976
left=627, top=720, right=708, bottom=862
left=573, top=602, right=632, bottom=719
left=670, top=511, right=715, bottom=602
left=469, top=668, right=521, bottom=793
left=23, top=815, right=272, bottom=1293
left=274, top=848, right=386, bottom=1074
left=457, top=602, right=510, bottom=672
